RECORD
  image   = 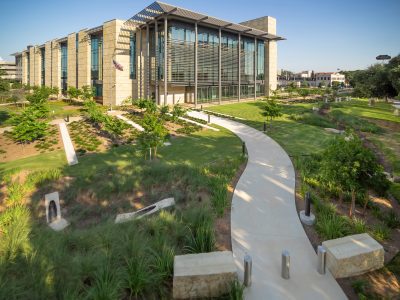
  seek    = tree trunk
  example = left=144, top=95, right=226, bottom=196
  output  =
left=362, top=190, right=369, bottom=216
left=349, top=189, right=356, bottom=218
left=338, top=190, right=343, bottom=206
left=153, top=146, right=157, bottom=159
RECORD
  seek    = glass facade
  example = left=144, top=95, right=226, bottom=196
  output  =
left=257, top=40, right=265, bottom=80
left=168, top=21, right=195, bottom=84
left=143, top=20, right=268, bottom=104
left=60, top=43, right=68, bottom=93
left=91, top=34, right=103, bottom=98
left=130, top=33, right=136, bottom=79
left=40, top=48, right=45, bottom=86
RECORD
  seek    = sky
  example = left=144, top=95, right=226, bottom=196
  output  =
left=0, top=0, right=399, bottom=72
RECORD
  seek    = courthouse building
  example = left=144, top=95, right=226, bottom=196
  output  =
left=12, top=2, right=284, bottom=106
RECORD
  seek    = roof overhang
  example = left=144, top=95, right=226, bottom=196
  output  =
left=127, top=1, right=285, bottom=40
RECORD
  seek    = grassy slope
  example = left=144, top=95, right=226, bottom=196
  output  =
left=331, top=98, right=399, bottom=123
left=206, top=101, right=334, bottom=156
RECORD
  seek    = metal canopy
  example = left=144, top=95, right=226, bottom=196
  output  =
left=127, top=1, right=285, bottom=40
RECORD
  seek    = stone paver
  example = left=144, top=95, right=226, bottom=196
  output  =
left=187, top=111, right=347, bottom=300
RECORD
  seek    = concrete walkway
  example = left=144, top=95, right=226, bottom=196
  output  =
left=187, top=111, right=347, bottom=300
left=59, top=122, right=78, bottom=166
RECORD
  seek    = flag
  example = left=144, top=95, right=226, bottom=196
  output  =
left=113, top=59, right=124, bottom=71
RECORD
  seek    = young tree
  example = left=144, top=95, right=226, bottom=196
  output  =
left=10, top=106, right=49, bottom=143
left=81, top=85, right=94, bottom=101
left=171, top=104, right=186, bottom=122
left=138, top=112, right=168, bottom=159
left=67, top=86, right=82, bottom=101
left=261, top=99, right=282, bottom=127
left=320, top=135, right=389, bottom=217
left=298, top=88, right=310, bottom=100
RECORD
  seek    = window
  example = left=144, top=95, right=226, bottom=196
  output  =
left=91, top=34, right=103, bottom=98
left=60, top=43, right=68, bottom=93
left=40, top=48, right=45, bottom=86
left=130, top=33, right=136, bottom=79
left=257, top=40, right=264, bottom=80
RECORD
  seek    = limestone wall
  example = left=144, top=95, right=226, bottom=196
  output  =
left=77, top=30, right=90, bottom=89
left=21, top=52, right=28, bottom=85
left=51, top=41, right=61, bottom=91
left=67, top=33, right=77, bottom=88
left=34, top=47, right=41, bottom=86
left=45, top=41, right=52, bottom=87
left=29, top=46, right=35, bottom=86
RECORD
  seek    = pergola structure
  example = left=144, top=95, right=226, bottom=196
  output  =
left=120, top=1, right=285, bottom=106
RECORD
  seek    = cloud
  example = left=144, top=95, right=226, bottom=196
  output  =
left=0, top=56, right=3, bottom=61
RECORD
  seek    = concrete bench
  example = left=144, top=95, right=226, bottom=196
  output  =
left=173, top=251, right=237, bottom=299
left=322, top=233, right=384, bottom=278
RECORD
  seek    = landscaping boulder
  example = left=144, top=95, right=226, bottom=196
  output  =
left=173, top=251, right=237, bottom=299
left=322, top=233, right=384, bottom=278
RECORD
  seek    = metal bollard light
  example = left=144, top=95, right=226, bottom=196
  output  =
left=317, top=246, right=326, bottom=274
left=281, top=250, right=290, bottom=279
left=66, top=114, right=69, bottom=123
left=201, top=105, right=203, bottom=111
left=242, top=142, right=246, bottom=156
left=263, top=121, right=267, bottom=132
left=305, top=192, right=311, bottom=217
left=208, top=114, right=211, bottom=124
left=244, top=254, right=252, bottom=287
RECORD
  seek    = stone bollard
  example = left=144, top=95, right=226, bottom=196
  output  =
left=281, top=250, right=290, bottom=279
left=244, top=254, right=252, bottom=287
left=317, top=246, right=326, bottom=275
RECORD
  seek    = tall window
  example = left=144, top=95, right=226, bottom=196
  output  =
left=168, top=21, right=195, bottom=83
left=40, top=48, right=45, bottom=86
left=240, top=37, right=255, bottom=83
left=60, top=43, right=68, bottom=93
left=27, top=53, right=30, bottom=83
left=91, top=34, right=103, bottom=98
left=257, top=40, right=265, bottom=80
left=130, top=33, right=136, bottom=79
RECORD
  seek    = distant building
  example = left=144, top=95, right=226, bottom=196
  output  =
left=0, top=60, right=21, bottom=81
left=315, top=72, right=345, bottom=87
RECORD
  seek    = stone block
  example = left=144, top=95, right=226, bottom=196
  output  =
left=322, top=233, right=384, bottom=278
left=173, top=251, right=237, bottom=299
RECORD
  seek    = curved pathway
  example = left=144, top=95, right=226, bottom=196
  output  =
left=187, top=111, right=347, bottom=300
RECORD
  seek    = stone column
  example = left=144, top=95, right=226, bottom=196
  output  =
left=265, top=17, right=277, bottom=96
left=21, top=51, right=28, bottom=85
left=34, top=47, right=41, bottom=86
left=29, top=46, right=35, bottom=86
left=103, top=19, right=133, bottom=106
left=67, top=33, right=77, bottom=89
left=51, top=41, right=61, bottom=92
left=77, top=30, right=91, bottom=89
left=254, top=37, right=257, bottom=99
left=45, top=41, right=52, bottom=87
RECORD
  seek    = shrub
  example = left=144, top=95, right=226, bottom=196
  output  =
left=67, top=86, right=81, bottom=100
left=10, top=106, right=49, bottom=143
left=11, top=82, right=22, bottom=89
left=371, top=224, right=390, bottom=241
left=26, top=86, right=52, bottom=105
left=351, top=217, right=367, bottom=234
left=183, top=208, right=215, bottom=253
left=383, top=211, right=400, bottom=229
left=228, top=280, right=245, bottom=300
left=171, top=104, right=186, bottom=121
left=81, top=85, right=94, bottom=101
left=316, top=212, right=350, bottom=240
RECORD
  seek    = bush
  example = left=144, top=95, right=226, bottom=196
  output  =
left=67, top=86, right=81, bottom=100
left=316, top=212, right=351, bottom=240
left=183, top=208, right=215, bottom=253
left=26, top=86, right=52, bottom=105
left=371, top=224, right=390, bottom=241
left=329, top=110, right=382, bottom=133
left=10, top=106, right=49, bottom=143
left=11, top=82, right=22, bottom=89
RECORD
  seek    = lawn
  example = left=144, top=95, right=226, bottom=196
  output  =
left=331, top=98, right=400, bottom=123
left=206, top=101, right=335, bottom=156
left=0, top=127, right=243, bottom=298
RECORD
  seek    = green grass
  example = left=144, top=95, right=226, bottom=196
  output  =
left=331, top=98, right=400, bottom=123
left=0, top=126, right=243, bottom=299
left=0, top=150, right=66, bottom=176
left=206, top=101, right=334, bottom=156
